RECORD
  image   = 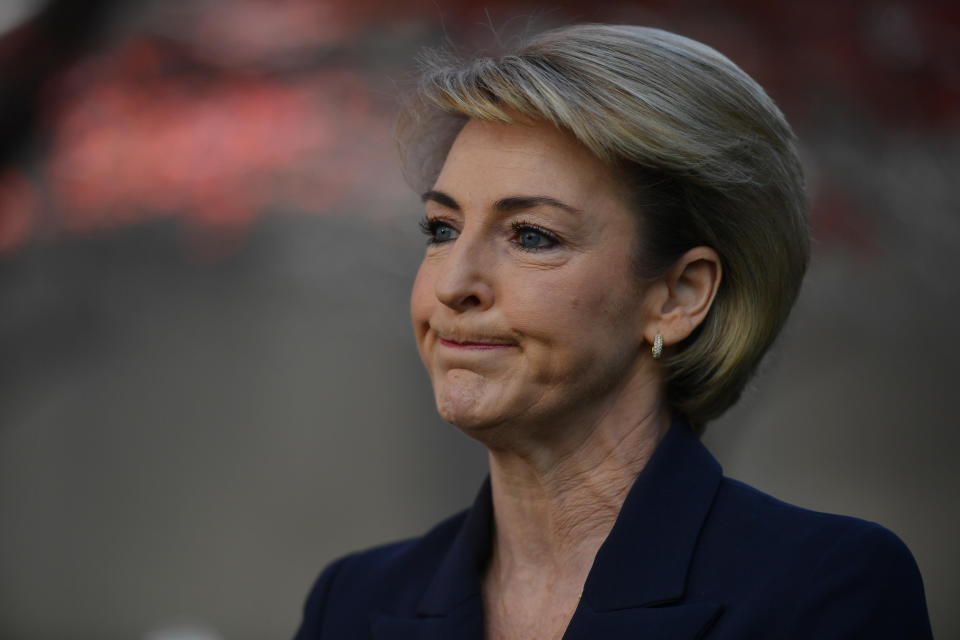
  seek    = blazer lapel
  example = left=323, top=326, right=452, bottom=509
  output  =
left=369, top=600, right=484, bottom=640
left=564, top=603, right=722, bottom=640
left=370, top=479, right=493, bottom=640
left=565, top=421, right=725, bottom=639
left=370, top=420, right=724, bottom=640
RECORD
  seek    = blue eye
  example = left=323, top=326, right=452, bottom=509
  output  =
left=512, top=222, right=559, bottom=250
left=419, top=216, right=459, bottom=244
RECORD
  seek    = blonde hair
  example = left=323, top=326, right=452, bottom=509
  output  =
left=397, top=24, right=809, bottom=429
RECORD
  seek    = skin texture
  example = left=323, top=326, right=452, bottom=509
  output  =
left=410, top=118, right=722, bottom=639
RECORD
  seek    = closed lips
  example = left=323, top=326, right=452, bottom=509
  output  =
left=438, top=337, right=516, bottom=349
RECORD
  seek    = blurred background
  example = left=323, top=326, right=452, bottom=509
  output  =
left=0, top=0, right=957, bottom=638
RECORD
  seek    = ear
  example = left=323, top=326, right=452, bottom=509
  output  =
left=642, top=246, right=722, bottom=349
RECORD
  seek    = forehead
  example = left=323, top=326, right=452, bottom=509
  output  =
left=435, top=118, right=623, bottom=207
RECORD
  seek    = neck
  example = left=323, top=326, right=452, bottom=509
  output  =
left=484, top=379, right=672, bottom=592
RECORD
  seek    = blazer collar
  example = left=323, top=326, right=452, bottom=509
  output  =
left=372, top=418, right=723, bottom=639
left=370, top=477, right=494, bottom=640
left=416, top=475, right=494, bottom=616
left=582, top=420, right=722, bottom=610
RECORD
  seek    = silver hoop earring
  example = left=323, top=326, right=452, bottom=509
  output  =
left=651, top=334, right=663, bottom=360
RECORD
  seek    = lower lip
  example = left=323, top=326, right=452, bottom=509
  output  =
left=438, top=338, right=515, bottom=351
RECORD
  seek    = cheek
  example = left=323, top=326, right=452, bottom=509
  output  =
left=510, top=266, right=640, bottom=376
left=512, top=268, right=617, bottom=335
left=410, top=261, right=434, bottom=344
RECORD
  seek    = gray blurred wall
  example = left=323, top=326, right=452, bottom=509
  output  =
left=2, top=200, right=958, bottom=639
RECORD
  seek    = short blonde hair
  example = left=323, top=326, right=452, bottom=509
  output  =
left=397, top=24, right=809, bottom=429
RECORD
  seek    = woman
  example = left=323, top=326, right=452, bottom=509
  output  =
left=294, top=24, right=932, bottom=639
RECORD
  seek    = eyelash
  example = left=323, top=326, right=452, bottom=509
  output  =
left=418, top=216, right=453, bottom=245
left=510, top=219, right=560, bottom=251
left=418, top=216, right=561, bottom=251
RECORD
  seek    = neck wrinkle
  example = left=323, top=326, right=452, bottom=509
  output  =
left=485, top=400, right=671, bottom=584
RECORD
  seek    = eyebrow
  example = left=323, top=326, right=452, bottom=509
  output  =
left=421, top=190, right=582, bottom=215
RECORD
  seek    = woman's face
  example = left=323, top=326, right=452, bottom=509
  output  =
left=411, top=118, right=654, bottom=438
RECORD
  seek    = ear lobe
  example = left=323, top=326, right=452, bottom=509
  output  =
left=644, top=247, right=722, bottom=348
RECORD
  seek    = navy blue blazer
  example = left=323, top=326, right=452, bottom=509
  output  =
left=293, top=422, right=932, bottom=639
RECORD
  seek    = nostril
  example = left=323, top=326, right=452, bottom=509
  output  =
left=461, top=294, right=482, bottom=308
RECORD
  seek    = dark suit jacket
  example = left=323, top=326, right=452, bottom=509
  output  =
left=293, top=422, right=932, bottom=639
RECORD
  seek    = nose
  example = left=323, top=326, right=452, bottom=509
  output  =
left=433, top=229, right=495, bottom=313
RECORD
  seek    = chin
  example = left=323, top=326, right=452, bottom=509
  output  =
left=434, top=391, right=493, bottom=431
left=432, top=369, right=504, bottom=433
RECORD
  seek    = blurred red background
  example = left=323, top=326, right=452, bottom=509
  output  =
left=1, top=0, right=956, bottom=257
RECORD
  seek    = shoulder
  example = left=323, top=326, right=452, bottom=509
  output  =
left=692, top=477, right=932, bottom=638
left=292, top=509, right=468, bottom=640
left=706, top=476, right=891, bottom=545
left=706, top=476, right=918, bottom=565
